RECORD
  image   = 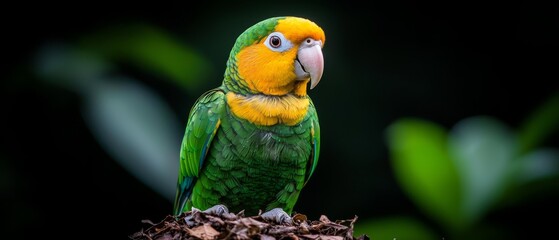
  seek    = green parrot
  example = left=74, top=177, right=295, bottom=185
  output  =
left=173, top=16, right=325, bottom=221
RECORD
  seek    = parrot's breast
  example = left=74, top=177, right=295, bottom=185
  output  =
left=226, top=92, right=310, bottom=126
left=190, top=108, right=314, bottom=215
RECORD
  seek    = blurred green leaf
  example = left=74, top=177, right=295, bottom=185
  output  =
left=78, top=23, right=213, bottom=92
left=36, top=43, right=183, bottom=201
left=449, top=116, right=515, bottom=224
left=518, top=92, right=559, bottom=154
left=354, top=216, right=440, bottom=240
left=35, top=43, right=112, bottom=93
left=513, top=149, right=559, bottom=184
left=386, top=118, right=463, bottom=231
left=83, top=78, right=182, bottom=201
left=503, top=148, right=559, bottom=205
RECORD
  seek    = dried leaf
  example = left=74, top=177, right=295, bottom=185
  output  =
left=187, top=223, right=220, bottom=240
left=319, top=236, right=344, bottom=240
left=319, top=215, right=332, bottom=223
left=259, top=234, right=276, bottom=240
left=301, top=234, right=320, bottom=239
left=292, top=213, right=307, bottom=224
left=130, top=210, right=366, bottom=240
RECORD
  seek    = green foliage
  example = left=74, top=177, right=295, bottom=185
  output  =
left=35, top=23, right=215, bottom=201
left=386, top=119, right=463, bottom=231
left=365, top=93, right=559, bottom=238
left=78, top=23, right=213, bottom=93
left=518, top=93, right=559, bottom=154
left=448, top=116, right=515, bottom=225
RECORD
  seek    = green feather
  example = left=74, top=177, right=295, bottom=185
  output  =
left=173, top=89, right=225, bottom=215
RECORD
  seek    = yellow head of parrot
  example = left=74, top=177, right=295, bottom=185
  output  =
left=236, top=17, right=326, bottom=96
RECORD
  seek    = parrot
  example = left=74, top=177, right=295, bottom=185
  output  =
left=173, top=16, right=325, bottom=222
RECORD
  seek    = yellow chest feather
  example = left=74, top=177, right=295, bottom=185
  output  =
left=226, top=92, right=309, bottom=126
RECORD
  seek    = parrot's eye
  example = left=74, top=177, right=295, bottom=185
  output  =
left=264, top=32, right=293, bottom=52
left=269, top=36, right=281, bottom=48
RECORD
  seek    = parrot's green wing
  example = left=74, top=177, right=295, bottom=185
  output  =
left=173, top=88, right=225, bottom=215
left=304, top=99, right=320, bottom=186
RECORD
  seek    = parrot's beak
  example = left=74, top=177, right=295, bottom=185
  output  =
left=295, top=40, right=324, bottom=89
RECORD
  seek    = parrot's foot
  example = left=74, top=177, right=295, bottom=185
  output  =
left=260, top=208, right=293, bottom=225
left=203, top=204, right=229, bottom=216
left=183, top=205, right=230, bottom=226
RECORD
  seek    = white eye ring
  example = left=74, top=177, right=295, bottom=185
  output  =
left=264, top=32, right=293, bottom=52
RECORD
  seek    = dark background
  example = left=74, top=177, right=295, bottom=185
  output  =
left=2, top=1, right=558, bottom=239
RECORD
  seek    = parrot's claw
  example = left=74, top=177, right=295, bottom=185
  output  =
left=261, top=208, right=293, bottom=225
left=203, top=204, right=230, bottom=216
left=183, top=205, right=230, bottom=226
left=183, top=207, right=202, bottom=227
